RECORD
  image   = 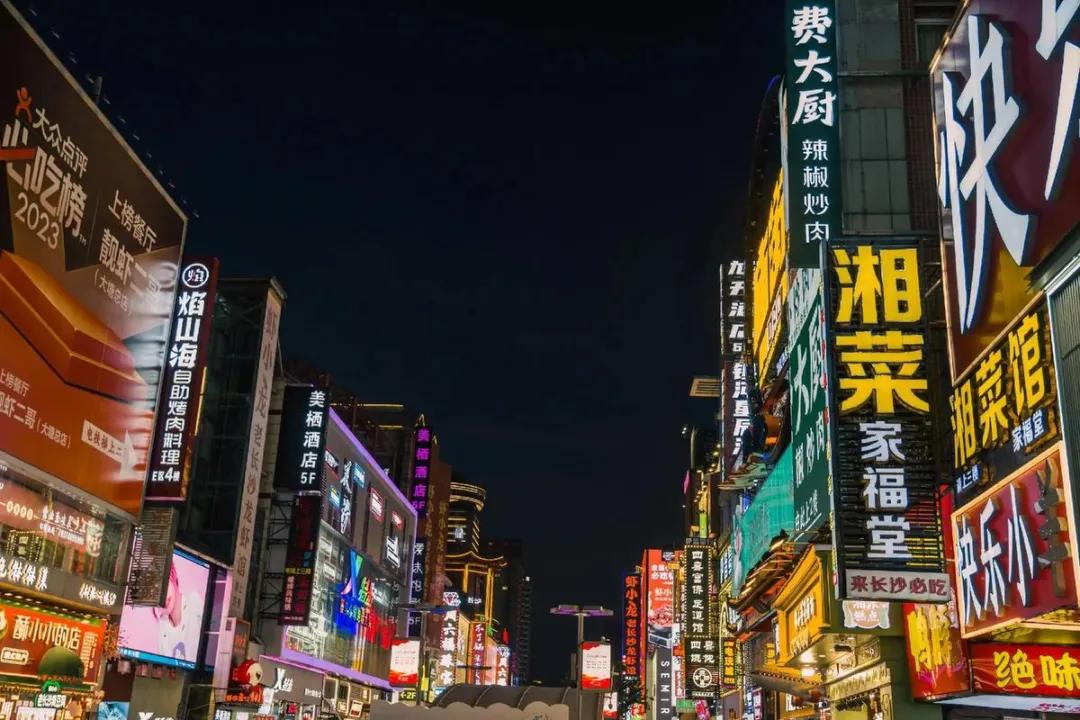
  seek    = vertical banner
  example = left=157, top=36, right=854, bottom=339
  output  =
left=274, top=386, right=329, bottom=491
left=0, top=3, right=187, bottom=518
left=784, top=0, right=841, bottom=268
left=229, top=288, right=281, bottom=618
left=146, top=256, right=219, bottom=501
left=470, top=622, right=486, bottom=685
left=622, top=573, right=642, bottom=685
left=407, top=537, right=426, bottom=638
left=280, top=494, right=321, bottom=625
left=645, top=550, right=675, bottom=647
left=410, top=422, right=432, bottom=516
left=682, top=539, right=717, bottom=699
left=581, top=641, right=612, bottom=691
left=827, top=243, right=948, bottom=601
left=789, top=269, right=830, bottom=542
left=720, top=259, right=749, bottom=481
left=389, top=638, right=421, bottom=687
left=655, top=645, right=674, bottom=720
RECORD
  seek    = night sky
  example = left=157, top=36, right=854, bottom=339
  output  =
left=29, top=0, right=781, bottom=683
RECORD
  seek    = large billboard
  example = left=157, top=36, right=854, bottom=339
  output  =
left=827, top=243, right=948, bottom=602
left=0, top=598, right=107, bottom=686
left=644, top=550, right=674, bottom=647
left=118, top=549, right=210, bottom=670
left=932, top=1, right=1080, bottom=377
left=0, top=2, right=186, bottom=517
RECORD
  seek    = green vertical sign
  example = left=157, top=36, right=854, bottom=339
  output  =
left=784, top=0, right=841, bottom=268
left=788, top=269, right=831, bottom=542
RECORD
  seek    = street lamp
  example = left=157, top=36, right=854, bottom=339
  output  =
left=396, top=602, right=452, bottom=704
left=550, top=604, right=614, bottom=720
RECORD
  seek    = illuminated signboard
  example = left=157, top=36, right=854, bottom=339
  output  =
left=682, top=538, right=716, bottom=699
left=951, top=298, right=1059, bottom=499
left=411, top=423, right=432, bottom=517
left=972, top=643, right=1080, bottom=700
left=470, top=622, right=486, bottom=684
left=783, top=0, right=841, bottom=268
left=903, top=601, right=970, bottom=701
left=280, top=494, right=321, bottom=625
left=407, top=538, right=426, bottom=638
left=950, top=443, right=1078, bottom=638
left=645, top=549, right=674, bottom=646
left=931, top=1, right=1080, bottom=377
left=434, top=609, right=459, bottom=689
left=622, top=573, right=642, bottom=683
left=788, top=268, right=830, bottom=542
left=750, top=173, right=788, bottom=382
left=720, top=258, right=749, bottom=479
left=274, top=386, right=329, bottom=491
left=146, top=257, right=218, bottom=502
left=827, top=243, right=948, bottom=601
left=0, top=599, right=105, bottom=686
left=581, top=641, right=612, bottom=692
left=370, top=488, right=384, bottom=522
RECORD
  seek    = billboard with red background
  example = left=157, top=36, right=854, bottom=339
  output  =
left=0, top=598, right=106, bottom=686
left=0, top=4, right=185, bottom=517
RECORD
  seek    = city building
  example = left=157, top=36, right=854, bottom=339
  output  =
left=446, top=478, right=486, bottom=554
left=481, top=538, right=533, bottom=685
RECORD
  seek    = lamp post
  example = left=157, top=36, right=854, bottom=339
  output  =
left=396, top=602, right=451, bottom=704
left=550, top=605, right=613, bottom=720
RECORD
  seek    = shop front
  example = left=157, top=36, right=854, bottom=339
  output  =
left=0, top=599, right=108, bottom=720
left=0, top=463, right=126, bottom=720
left=770, top=548, right=933, bottom=720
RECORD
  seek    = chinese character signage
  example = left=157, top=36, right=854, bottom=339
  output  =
left=274, top=386, right=329, bottom=491
left=470, top=621, right=486, bottom=684
left=682, top=539, right=716, bottom=699
left=828, top=243, right=948, bottom=601
left=750, top=173, right=788, bottom=382
left=903, top=601, right=970, bottom=701
left=788, top=269, right=830, bottom=542
left=411, top=421, right=432, bottom=517
left=280, top=494, right=321, bottom=625
left=932, top=1, right=1080, bottom=378
left=951, top=298, right=1059, bottom=499
left=0, top=599, right=105, bottom=686
left=972, top=643, right=1080, bottom=701
left=951, top=443, right=1078, bottom=638
left=145, top=257, right=218, bottom=502
left=784, top=0, right=841, bottom=268
left=0, top=4, right=187, bottom=517
left=434, top=609, right=459, bottom=690
left=622, top=573, right=642, bottom=682
left=229, top=287, right=280, bottom=618
left=407, top=537, right=426, bottom=638
left=774, top=549, right=828, bottom=665
left=721, top=257, right=749, bottom=480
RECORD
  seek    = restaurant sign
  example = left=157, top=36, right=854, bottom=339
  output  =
left=951, top=443, right=1079, bottom=638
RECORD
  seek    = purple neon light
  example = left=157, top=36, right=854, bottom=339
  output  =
left=279, top=644, right=393, bottom=691
left=330, top=409, right=416, bottom=519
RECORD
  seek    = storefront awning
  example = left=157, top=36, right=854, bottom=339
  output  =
left=749, top=664, right=821, bottom=701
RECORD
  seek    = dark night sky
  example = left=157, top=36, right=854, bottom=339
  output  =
left=29, top=0, right=781, bottom=683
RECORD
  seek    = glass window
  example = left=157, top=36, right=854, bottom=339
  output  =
left=0, top=467, right=128, bottom=584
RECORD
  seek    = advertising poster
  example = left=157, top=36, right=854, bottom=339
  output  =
left=118, top=549, right=210, bottom=669
left=971, top=643, right=1080, bottom=701
left=580, top=641, right=612, bottom=691
left=280, top=494, right=322, bottom=625
left=0, top=3, right=186, bottom=518
left=0, top=599, right=106, bottom=685
left=389, top=638, right=420, bottom=687
left=644, top=550, right=674, bottom=647
left=97, top=702, right=128, bottom=720
left=602, top=693, right=617, bottom=720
